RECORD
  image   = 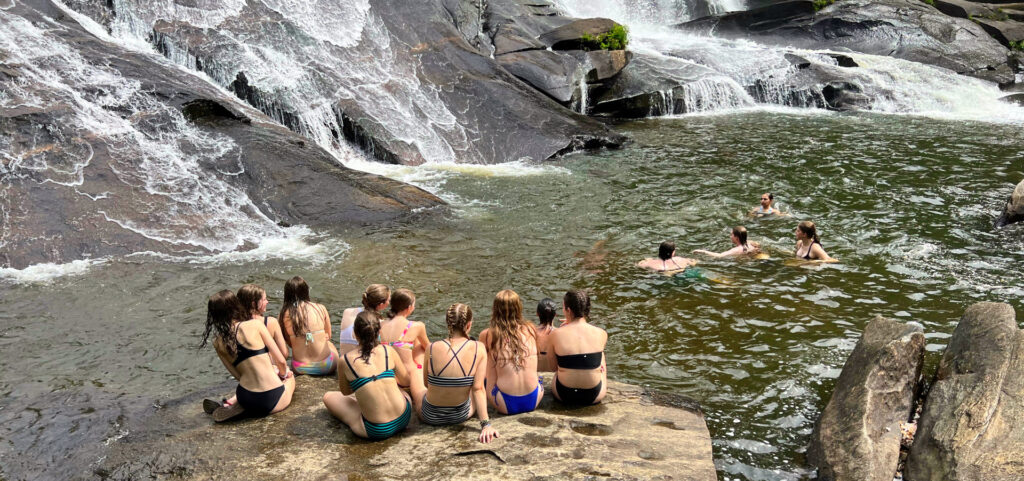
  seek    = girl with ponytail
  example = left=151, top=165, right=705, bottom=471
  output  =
left=338, top=284, right=390, bottom=355
left=795, top=221, right=835, bottom=262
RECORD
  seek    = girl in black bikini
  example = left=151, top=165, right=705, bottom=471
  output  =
left=547, top=289, right=607, bottom=406
left=201, top=290, right=294, bottom=421
left=637, top=241, right=698, bottom=272
left=795, top=221, right=835, bottom=262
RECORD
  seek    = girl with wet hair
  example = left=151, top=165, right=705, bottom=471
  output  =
left=324, top=310, right=413, bottom=440
left=547, top=289, right=607, bottom=406
left=479, top=290, right=543, bottom=415
left=379, top=289, right=430, bottom=379
left=693, top=226, right=763, bottom=258
left=236, top=284, right=288, bottom=362
left=535, top=298, right=559, bottom=372
left=338, top=284, right=390, bottom=355
left=410, top=303, right=498, bottom=443
left=795, top=221, right=835, bottom=262
left=278, top=276, right=337, bottom=376
left=638, top=241, right=697, bottom=272
left=201, top=289, right=294, bottom=421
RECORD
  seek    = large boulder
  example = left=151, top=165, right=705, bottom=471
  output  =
left=973, top=18, right=1024, bottom=49
left=905, top=303, right=1024, bottom=481
left=0, top=1, right=443, bottom=269
left=538, top=17, right=624, bottom=50
left=676, top=0, right=1013, bottom=84
left=994, top=178, right=1024, bottom=227
left=807, top=317, right=926, bottom=481
left=496, top=49, right=584, bottom=103
left=97, top=377, right=718, bottom=480
left=932, top=0, right=1002, bottom=19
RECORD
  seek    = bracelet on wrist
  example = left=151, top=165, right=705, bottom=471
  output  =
left=480, top=419, right=491, bottom=428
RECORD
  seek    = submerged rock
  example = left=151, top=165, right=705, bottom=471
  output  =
left=98, top=377, right=717, bottom=480
left=676, top=0, right=1013, bottom=84
left=906, top=302, right=1024, bottom=481
left=807, top=317, right=925, bottom=481
left=994, top=178, right=1024, bottom=227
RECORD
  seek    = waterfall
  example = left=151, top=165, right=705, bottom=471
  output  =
left=552, top=0, right=1024, bottom=121
left=0, top=8, right=289, bottom=252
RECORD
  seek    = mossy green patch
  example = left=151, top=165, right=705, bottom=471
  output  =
left=580, top=25, right=629, bottom=51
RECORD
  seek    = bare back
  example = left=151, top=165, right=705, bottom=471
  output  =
left=283, top=302, right=332, bottom=363
left=549, top=320, right=607, bottom=389
left=341, top=346, right=409, bottom=423
left=480, top=325, right=540, bottom=396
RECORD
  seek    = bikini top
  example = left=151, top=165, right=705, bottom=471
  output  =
left=232, top=339, right=268, bottom=367
left=799, top=240, right=820, bottom=260
left=427, top=339, right=478, bottom=388
left=339, top=308, right=361, bottom=346
left=757, top=206, right=774, bottom=214
left=383, top=320, right=415, bottom=350
left=287, top=302, right=327, bottom=346
left=344, top=347, right=395, bottom=392
left=556, top=351, right=603, bottom=370
left=662, top=258, right=683, bottom=271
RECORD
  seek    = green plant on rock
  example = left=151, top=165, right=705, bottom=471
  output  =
left=1010, top=40, right=1024, bottom=51
left=580, top=25, right=629, bottom=51
left=813, top=0, right=836, bottom=11
left=921, top=0, right=935, bottom=6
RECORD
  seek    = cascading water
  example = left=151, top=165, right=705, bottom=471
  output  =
left=96, top=0, right=476, bottom=166
left=555, top=0, right=1024, bottom=121
left=0, top=9, right=290, bottom=256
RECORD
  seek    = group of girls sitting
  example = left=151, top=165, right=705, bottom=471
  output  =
left=200, top=278, right=608, bottom=444
left=639, top=219, right=835, bottom=274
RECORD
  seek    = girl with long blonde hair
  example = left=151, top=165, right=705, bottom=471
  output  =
left=479, top=290, right=542, bottom=415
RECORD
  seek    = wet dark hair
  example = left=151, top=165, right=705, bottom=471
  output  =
left=353, top=310, right=382, bottom=362
left=763, top=193, right=774, bottom=201
left=563, top=289, right=591, bottom=320
left=201, top=289, right=246, bottom=356
left=279, top=276, right=311, bottom=338
left=536, top=298, right=557, bottom=326
left=445, top=303, right=473, bottom=338
left=732, top=226, right=749, bottom=249
left=389, top=288, right=415, bottom=319
left=798, top=221, right=820, bottom=244
left=361, top=284, right=390, bottom=313
left=658, top=241, right=676, bottom=261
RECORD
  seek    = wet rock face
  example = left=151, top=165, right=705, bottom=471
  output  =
left=994, top=179, right=1024, bottom=227
left=906, top=303, right=1024, bottom=481
left=807, top=317, right=925, bottom=481
left=98, top=378, right=717, bottom=480
left=676, top=0, right=1013, bottom=84
left=0, top=1, right=443, bottom=269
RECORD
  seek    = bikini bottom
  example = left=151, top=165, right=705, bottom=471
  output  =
left=421, top=395, right=471, bottom=426
left=291, top=351, right=337, bottom=376
left=235, top=384, right=285, bottom=418
left=555, top=378, right=602, bottom=406
left=363, top=400, right=412, bottom=440
left=490, top=379, right=542, bottom=415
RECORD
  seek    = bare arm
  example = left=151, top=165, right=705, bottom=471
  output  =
left=392, top=346, right=410, bottom=388
left=268, top=317, right=289, bottom=361
left=693, top=249, right=726, bottom=258
left=422, top=342, right=431, bottom=388
left=259, top=323, right=288, bottom=374
left=214, top=338, right=242, bottom=380
left=472, top=345, right=498, bottom=443
left=320, top=304, right=332, bottom=340
left=338, top=354, right=354, bottom=395
left=811, top=243, right=837, bottom=262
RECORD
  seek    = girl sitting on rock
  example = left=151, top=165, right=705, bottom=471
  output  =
left=548, top=289, right=607, bottom=406
left=201, top=289, right=294, bottom=421
left=480, top=289, right=543, bottom=415
left=324, top=310, right=413, bottom=440
left=279, top=276, right=338, bottom=376
left=379, top=288, right=430, bottom=386
left=411, top=303, right=498, bottom=443
left=338, top=284, right=390, bottom=356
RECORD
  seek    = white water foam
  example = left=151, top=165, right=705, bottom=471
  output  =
left=0, top=259, right=106, bottom=284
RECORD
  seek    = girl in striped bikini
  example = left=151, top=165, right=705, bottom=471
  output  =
left=323, top=310, right=413, bottom=440
left=411, top=303, right=499, bottom=443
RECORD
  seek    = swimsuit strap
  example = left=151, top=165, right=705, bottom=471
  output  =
left=434, top=339, right=473, bottom=377
left=671, top=258, right=683, bottom=269
left=428, top=340, right=438, bottom=375
left=343, top=352, right=359, bottom=377
left=264, top=314, right=269, bottom=327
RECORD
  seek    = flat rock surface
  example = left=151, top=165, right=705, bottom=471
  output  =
left=98, top=377, right=716, bottom=481
left=906, top=302, right=1024, bottom=481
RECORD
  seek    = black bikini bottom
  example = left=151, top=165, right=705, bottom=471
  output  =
left=236, top=384, right=285, bottom=418
left=555, top=378, right=602, bottom=406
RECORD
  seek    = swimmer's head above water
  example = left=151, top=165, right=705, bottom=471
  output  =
left=796, top=220, right=820, bottom=243
left=658, top=241, right=676, bottom=260
left=761, top=193, right=773, bottom=210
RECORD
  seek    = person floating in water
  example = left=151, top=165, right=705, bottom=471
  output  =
left=794, top=221, right=836, bottom=262
left=692, top=226, right=764, bottom=258
left=750, top=192, right=787, bottom=217
left=637, top=241, right=698, bottom=273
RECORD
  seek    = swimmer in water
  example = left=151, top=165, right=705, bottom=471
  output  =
left=794, top=221, right=836, bottom=262
left=750, top=193, right=787, bottom=217
left=692, top=226, right=764, bottom=258
left=638, top=241, right=698, bottom=273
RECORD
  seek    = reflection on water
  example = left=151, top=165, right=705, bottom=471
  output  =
left=1, top=111, right=1023, bottom=480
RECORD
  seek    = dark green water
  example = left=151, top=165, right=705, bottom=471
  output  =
left=1, top=109, right=1022, bottom=480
